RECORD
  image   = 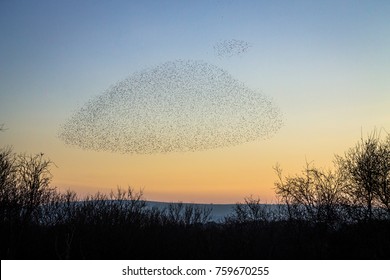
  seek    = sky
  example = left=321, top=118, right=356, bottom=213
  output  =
left=1, top=0, right=389, bottom=203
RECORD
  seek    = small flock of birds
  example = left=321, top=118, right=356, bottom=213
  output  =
left=59, top=41, right=283, bottom=154
left=214, top=39, right=251, bottom=58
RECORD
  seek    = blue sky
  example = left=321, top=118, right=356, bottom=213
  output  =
left=1, top=0, right=389, bottom=202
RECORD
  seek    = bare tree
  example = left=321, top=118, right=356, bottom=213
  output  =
left=167, top=202, right=212, bottom=225
left=16, top=153, right=55, bottom=222
left=336, top=131, right=390, bottom=220
left=0, top=147, right=17, bottom=198
left=228, top=196, right=270, bottom=223
left=0, top=147, right=19, bottom=222
left=274, top=162, right=344, bottom=224
left=109, top=186, right=146, bottom=215
left=375, top=135, right=390, bottom=214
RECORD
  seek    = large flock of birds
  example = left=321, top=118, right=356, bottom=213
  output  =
left=59, top=41, right=283, bottom=154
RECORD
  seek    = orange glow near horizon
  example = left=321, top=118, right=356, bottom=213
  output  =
left=48, top=121, right=367, bottom=204
left=3, top=103, right=387, bottom=204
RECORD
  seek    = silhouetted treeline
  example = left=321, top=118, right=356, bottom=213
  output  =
left=274, top=131, right=390, bottom=224
left=1, top=131, right=390, bottom=259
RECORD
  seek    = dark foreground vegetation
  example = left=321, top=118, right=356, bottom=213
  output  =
left=1, top=128, right=390, bottom=259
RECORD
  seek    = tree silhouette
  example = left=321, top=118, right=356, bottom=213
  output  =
left=227, top=196, right=271, bottom=223
left=0, top=147, right=18, bottom=223
left=375, top=135, right=390, bottom=214
left=274, top=162, right=344, bottom=224
left=16, top=153, right=55, bottom=223
left=336, top=131, right=390, bottom=220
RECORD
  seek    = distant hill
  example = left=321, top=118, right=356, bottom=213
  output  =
left=145, top=201, right=286, bottom=222
left=145, top=201, right=236, bottom=222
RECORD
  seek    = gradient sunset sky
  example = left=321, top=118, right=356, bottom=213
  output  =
left=1, top=0, right=389, bottom=203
